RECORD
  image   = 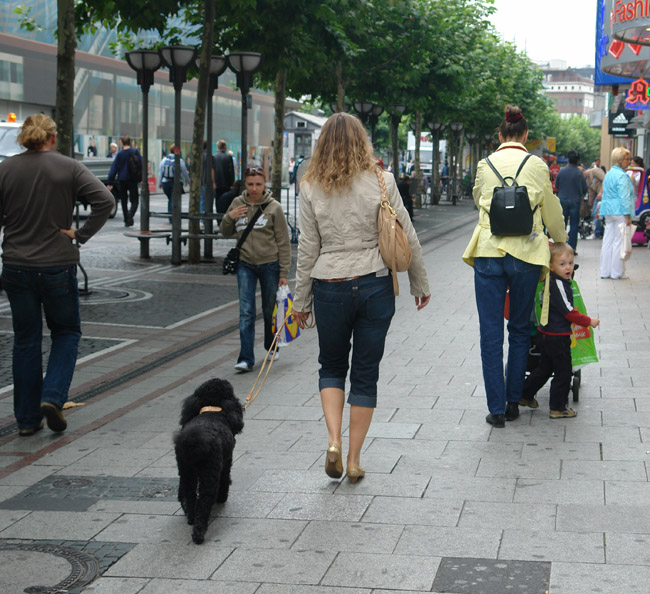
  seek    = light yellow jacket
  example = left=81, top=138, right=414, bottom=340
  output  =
left=462, top=142, right=566, bottom=270
left=293, top=169, right=430, bottom=312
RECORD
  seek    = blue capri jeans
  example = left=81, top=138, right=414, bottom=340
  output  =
left=313, top=272, right=395, bottom=408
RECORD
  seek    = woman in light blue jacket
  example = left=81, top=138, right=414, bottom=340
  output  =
left=600, top=147, right=635, bottom=279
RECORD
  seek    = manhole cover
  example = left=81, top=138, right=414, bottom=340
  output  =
left=0, top=543, right=99, bottom=593
left=140, top=485, right=176, bottom=499
left=51, top=478, right=93, bottom=489
left=79, top=287, right=151, bottom=305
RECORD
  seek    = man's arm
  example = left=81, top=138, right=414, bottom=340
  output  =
left=73, top=165, right=115, bottom=243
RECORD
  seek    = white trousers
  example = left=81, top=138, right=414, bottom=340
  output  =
left=600, top=215, right=627, bottom=279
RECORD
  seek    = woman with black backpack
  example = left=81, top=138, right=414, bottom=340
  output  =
left=462, top=105, right=565, bottom=428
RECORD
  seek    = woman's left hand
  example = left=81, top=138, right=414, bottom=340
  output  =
left=293, top=310, right=310, bottom=329
left=60, top=228, right=76, bottom=240
left=279, top=277, right=288, bottom=287
left=415, top=295, right=431, bottom=311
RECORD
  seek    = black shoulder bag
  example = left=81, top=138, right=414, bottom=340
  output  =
left=484, top=153, right=538, bottom=237
left=222, top=203, right=267, bottom=275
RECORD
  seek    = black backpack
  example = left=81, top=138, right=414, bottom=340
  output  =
left=484, top=153, right=537, bottom=237
left=127, top=149, right=142, bottom=183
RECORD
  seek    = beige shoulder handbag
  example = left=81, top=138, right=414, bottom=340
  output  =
left=375, top=167, right=412, bottom=295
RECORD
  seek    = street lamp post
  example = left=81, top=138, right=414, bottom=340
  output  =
left=329, top=101, right=350, bottom=113
left=227, top=52, right=263, bottom=175
left=388, top=104, right=406, bottom=176
left=449, top=122, right=464, bottom=204
left=427, top=119, right=445, bottom=204
left=125, top=49, right=161, bottom=259
left=368, top=104, right=384, bottom=145
left=352, top=102, right=374, bottom=127
left=159, top=45, right=197, bottom=265
left=484, top=133, right=493, bottom=158
left=198, top=55, right=227, bottom=259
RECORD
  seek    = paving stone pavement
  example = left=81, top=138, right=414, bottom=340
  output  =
left=0, top=194, right=649, bottom=593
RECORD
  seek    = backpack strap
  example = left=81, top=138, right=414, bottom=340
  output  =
left=514, top=153, right=533, bottom=180
left=484, top=157, right=508, bottom=185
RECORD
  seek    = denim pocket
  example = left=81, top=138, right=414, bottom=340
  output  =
left=512, top=258, right=540, bottom=274
left=474, top=257, right=496, bottom=275
left=1, top=267, right=27, bottom=289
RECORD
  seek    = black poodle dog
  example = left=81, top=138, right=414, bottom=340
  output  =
left=174, top=378, right=244, bottom=544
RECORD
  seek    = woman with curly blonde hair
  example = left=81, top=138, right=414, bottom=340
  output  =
left=293, top=112, right=430, bottom=483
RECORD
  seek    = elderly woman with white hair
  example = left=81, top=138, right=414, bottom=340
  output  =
left=600, top=147, right=635, bottom=280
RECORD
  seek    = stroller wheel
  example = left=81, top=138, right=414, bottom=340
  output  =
left=572, top=369, right=581, bottom=402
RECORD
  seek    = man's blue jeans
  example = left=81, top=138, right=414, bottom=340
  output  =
left=1, top=265, right=81, bottom=429
left=313, top=272, right=395, bottom=408
left=236, top=260, right=279, bottom=366
left=473, top=255, right=541, bottom=415
left=561, top=200, right=580, bottom=250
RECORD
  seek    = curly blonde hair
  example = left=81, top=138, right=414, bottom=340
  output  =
left=302, top=112, right=376, bottom=193
left=18, top=114, right=56, bottom=150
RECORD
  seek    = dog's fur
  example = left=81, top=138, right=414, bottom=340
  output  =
left=174, top=378, right=244, bottom=544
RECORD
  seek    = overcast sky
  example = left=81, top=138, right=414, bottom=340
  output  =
left=489, top=0, right=596, bottom=68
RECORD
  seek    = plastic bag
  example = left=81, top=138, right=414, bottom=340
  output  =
left=271, top=285, right=300, bottom=346
left=619, top=222, right=632, bottom=261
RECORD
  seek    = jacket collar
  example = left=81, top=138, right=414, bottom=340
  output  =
left=241, top=188, right=273, bottom=206
left=495, top=142, right=528, bottom=153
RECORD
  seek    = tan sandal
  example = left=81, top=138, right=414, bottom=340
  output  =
left=346, top=464, right=365, bottom=483
left=325, top=444, right=343, bottom=478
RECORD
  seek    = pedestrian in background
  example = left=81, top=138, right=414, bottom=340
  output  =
left=221, top=167, right=290, bottom=372
left=106, top=142, right=118, bottom=159
left=292, top=112, right=430, bottom=483
left=555, top=150, right=588, bottom=254
left=159, top=144, right=189, bottom=219
left=0, top=114, right=114, bottom=436
left=213, top=139, right=235, bottom=207
left=107, top=135, right=142, bottom=227
left=463, top=104, right=565, bottom=428
left=600, top=147, right=635, bottom=280
left=397, top=174, right=414, bottom=219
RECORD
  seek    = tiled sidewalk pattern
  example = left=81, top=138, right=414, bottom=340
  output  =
left=0, top=195, right=648, bottom=593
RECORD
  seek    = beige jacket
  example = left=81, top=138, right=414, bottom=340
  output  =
left=462, top=142, right=565, bottom=271
left=293, top=169, right=430, bottom=312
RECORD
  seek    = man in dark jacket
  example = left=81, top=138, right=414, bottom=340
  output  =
left=555, top=151, right=588, bottom=252
left=212, top=139, right=235, bottom=205
left=107, top=135, right=142, bottom=227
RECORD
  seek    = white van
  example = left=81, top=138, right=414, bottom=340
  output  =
left=0, top=121, right=24, bottom=163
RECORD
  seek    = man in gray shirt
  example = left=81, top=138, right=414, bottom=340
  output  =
left=0, top=114, right=114, bottom=436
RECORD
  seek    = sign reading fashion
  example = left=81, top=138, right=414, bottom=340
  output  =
left=601, top=0, right=650, bottom=78
left=610, top=0, right=650, bottom=46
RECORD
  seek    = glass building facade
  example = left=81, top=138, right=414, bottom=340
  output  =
left=0, top=0, right=280, bottom=178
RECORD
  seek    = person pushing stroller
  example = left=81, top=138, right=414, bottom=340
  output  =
left=520, top=243, right=599, bottom=419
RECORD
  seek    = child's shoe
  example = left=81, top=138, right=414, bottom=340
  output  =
left=518, top=397, right=539, bottom=409
left=549, top=408, right=577, bottom=419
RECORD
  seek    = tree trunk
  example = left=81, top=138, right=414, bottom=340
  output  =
left=390, top=114, right=400, bottom=177
left=335, top=61, right=345, bottom=112
left=187, top=0, right=216, bottom=264
left=413, top=111, right=422, bottom=208
left=55, top=0, right=75, bottom=156
left=271, top=68, right=287, bottom=202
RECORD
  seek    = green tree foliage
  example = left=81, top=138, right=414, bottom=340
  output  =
left=548, top=115, right=602, bottom=165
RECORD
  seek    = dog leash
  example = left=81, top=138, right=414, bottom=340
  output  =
left=243, top=310, right=315, bottom=410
